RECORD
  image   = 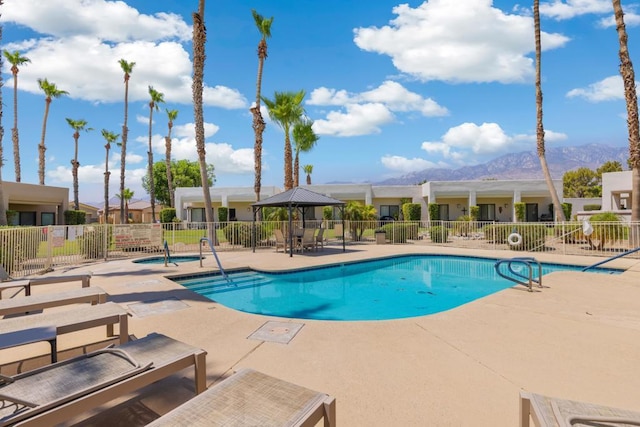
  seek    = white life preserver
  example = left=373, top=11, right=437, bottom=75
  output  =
left=508, top=232, right=522, bottom=246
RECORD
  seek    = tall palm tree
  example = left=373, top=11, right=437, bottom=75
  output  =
left=292, top=118, right=319, bottom=187
left=146, top=86, right=164, bottom=221
left=0, top=3, right=8, bottom=227
left=192, top=0, right=214, bottom=233
left=116, top=188, right=134, bottom=223
left=612, top=0, right=640, bottom=225
left=37, top=78, right=68, bottom=185
left=533, top=0, right=565, bottom=221
left=261, top=90, right=306, bottom=190
left=118, top=59, right=135, bottom=224
left=251, top=9, right=273, bottom=204
left=66, top=118, right=92, bottom=210
left=101, top=129, right=119, bottom=224
left=164, top=108, right=178, bottom=208
left=2, top=50, right=29, bottom=182
left=303, top=164, right=313, bottom=185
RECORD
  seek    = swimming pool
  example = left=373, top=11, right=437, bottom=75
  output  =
left=133, top=255, right=203, bottom=265
left=173, top=255, right=620, bottom=321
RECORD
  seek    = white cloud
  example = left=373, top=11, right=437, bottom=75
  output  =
left=307, top=87, right=353, bottom=106
left=312, top=103, right=395, bottom=137
left=598, top=11, right=640, bottom=27
left=354, top=0, right=569, bottom=83
left=540, top=0, right=612, bottom=20
left=2, top=2, right=247, bottom=108
left=380, top=155, right=442, bottom=172
left=566, top=75, right=624, bottom=101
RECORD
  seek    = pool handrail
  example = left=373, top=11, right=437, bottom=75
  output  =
left=581, top=245, right=640, bottom=272
left=163, top=241, right=178, bottom=267
left=494, top=257, right=542, bottom=292
left=199, top=238, right=231, bottom=282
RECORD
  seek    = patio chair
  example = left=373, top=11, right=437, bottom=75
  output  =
left=298, top=228, right=316, bottom=252
left=0, top=287, right=107, bottom=317
left=274, top=229, right=288, bottom=253
left=520, top=391, right=640, bottom=427
left=315, top=228, right=325, bottom=250
left=0, top=332, right=207, bottom=427
left=147, top=368, right=336, bottom=427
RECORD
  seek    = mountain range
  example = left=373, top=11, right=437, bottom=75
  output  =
left=375, top=144, right=630, bottom=185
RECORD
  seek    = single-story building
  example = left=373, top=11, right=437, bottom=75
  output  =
left=1, top=181, right=69, bottom=226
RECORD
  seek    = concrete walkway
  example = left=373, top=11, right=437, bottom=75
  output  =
left=3, top=244, right=640, bottom=426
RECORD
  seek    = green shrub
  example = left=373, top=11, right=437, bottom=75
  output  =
left=218, top=207, right=228, bottom=222
left=583, top=204, right=601, bottom=211
left=160, top=208, right=176, bottom=223
left=508, top=224, right=548, bottom=251
left=64, top=210, right=86, bottom=225
left=402, top=203, right=421, bottom=221
left=323, top=206, right=333, bottom=221
left=6, top=210, right=17, bottom=225
left=554, top=223, right=582, bottom=243
left=469, top=206, right=479, bottom=221
left=515, top=202, right=525, bottom=222
left=428, top=226, right=448, bottom=243
left=483, top=224, right=511, bottom=243
left=562, top=202, right=572, bottom=220
left=585, top=212, right=625, bottom=250
left=453, top=216, right=476, bottom=237
left=381, top=223, right=418, bottom=243
left=223, top=222, right=264, bottom=248
left=428, top=203, right=439, bottom=222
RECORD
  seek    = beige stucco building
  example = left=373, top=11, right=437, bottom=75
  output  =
left=1, top=181, right=69, bottom=225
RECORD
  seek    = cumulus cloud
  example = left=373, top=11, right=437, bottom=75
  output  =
left=312, top=103, right=395, bottom=137
left=540, top=0, right=612, bottom=20
left=353, top=0, right=569, bottom=83
left=2, top=1, right=247, bottom=108
left=598, top=11, right=640, bottom=27
left=566, top=76, right=625, bottom=102
left=380, top=155, right=442, bottom=172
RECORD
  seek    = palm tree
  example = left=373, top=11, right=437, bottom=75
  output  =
left=0, top=5, right=8, bottom=226
left=37, top=78, right=68, bottom=185
left=261, top=90, right=306, bottom=190
left=533, top=0, right=565, bottom=221
left=303, top=164, right=313, bottom=185
left=66, top=118, right=92, bottom=211
left=612, top=0, right=640, bottom=227
left=164, top=109, right=178, bottom=208
left=118, top=59, right=135, bottom=224
left=292, top=118, right=319, bottom=187
left=101, top=129, right=119, bottom=224
left=192, top=0, right=215, bottom=233
left=251, top=9, right=274, bottom=204
left=2, top=50, right=29, bottom=182
left=116, top=188, right=134, bottom=223
left=146, top=86, right=165, bottom=221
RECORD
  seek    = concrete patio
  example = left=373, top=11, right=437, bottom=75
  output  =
left=2, top=244, right=640, bottom=426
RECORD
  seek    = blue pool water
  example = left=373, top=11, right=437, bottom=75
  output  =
left=173, top=255, right=620, bottom=321
left=133, top=255, right=202, bottom=265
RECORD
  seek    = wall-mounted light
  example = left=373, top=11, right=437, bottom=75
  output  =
left=504, top=203, right=509, bottom=208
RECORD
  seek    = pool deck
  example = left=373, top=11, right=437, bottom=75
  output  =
left=2, top=243, right=640, bottom=426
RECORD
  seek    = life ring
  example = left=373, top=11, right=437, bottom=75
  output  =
left=507, top=232, right=522, bottom=246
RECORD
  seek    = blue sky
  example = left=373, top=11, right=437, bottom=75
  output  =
left=0, top=0, right=637, bottom=204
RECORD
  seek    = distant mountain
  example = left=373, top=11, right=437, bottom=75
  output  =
left=376, top=144, right=629, bottom=185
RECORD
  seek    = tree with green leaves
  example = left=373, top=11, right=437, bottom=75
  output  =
left=563, top=167, right=599, bottom=198
left=2, top=50, right=29, bottom=182
left=118, top=59, right=135, bottom=224
left=37, top=78, right=68, bottom=185
left=192, top=0, right=214, bottom=232
left=251, top=9, right=273, bottom=204
left=292, top=118, right=319, bottom=187
left=164, top=108, right=178, bottom=207
left=116, top=188, right=134, bottom=223
left=533, top=0, right=565, bottom=221
left=146, top=85, right=164, bottom=220
left=261, top=90, right=306, bottom=190
left=66, top=118, right=92, bottom=210
left=303, top=164, right=313, bottom=185
left=101, top=129, right=119, bottom=223
left=142, top=159, right=215, bottom=207
left=613, top=0, right=640, bottom=225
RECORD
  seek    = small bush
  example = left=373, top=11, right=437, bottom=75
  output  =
left=554, top=223, right=582, bottom=243
left=429, top=226, right=448, bottom=243
left=402, top=203, right=421, bottom=221
left=218, top=207, right=228, bottom=222
left=159, top=208, right=176, bottom=223
left=428, top=203, right=439, bottom=222
left=64, top=210, right=86, bottom=225
left=223, top=222, right=264, bottom=248
left=508, top=224, right=548, bottom=251
left=583, top=204, right=601, bottom=211
left=515, top=202, right=525, bottom=222
left=381, top=223, right=418, bottom=243
left=483, top=224, right=511, bottom=243
left=585, top=212, right=625, bottom=250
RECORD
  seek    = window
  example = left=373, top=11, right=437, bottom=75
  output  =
left=478, top=204, right=496, bottom=221
left=525, top=203, right=538, bottom=222
left=229, top=208, right=237, bottom=220
left=379, top=205, right=400, bottom=219
left=191, top=208, right=205, bottom=222
left=41, top=212, right=55, bottom=226
left=437, top=204, right=449, bottom=221
left=19, top=212, right=36, bottom=226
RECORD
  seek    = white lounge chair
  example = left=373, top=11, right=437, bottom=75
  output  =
left=147, top=368, right=336, bottom=427
left=0, top=333, right=207, bottom=427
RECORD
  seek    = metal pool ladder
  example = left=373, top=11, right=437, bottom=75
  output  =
left=199, top=237, right=231, bottom=283
left=494, top=257, right=543, bottom=292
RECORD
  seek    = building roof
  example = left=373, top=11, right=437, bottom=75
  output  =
left=252, top=187, right=346, bottom=208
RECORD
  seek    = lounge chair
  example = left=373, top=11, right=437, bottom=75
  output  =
left=315, top=228, right=325, bottom=250
left=274, top=229, right=288, bottom=253
left=147, top=368, right=336, bottom=427
left=0, top=287, right=107, bottom=317
left=520, top=391, right=640, bottom=427
left=298, top=228, right=316, bottom=252
left=0, top=333, right=207, bottom=427
left=0, top=274, right=92, bottom=299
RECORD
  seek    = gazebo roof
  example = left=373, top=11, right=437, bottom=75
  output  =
left=252, top=187, right=345, bottom=208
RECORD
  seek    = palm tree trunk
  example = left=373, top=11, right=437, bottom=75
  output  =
left=534, top=0, right=565, bottom=221
left=253, top=39, right=267, bottom=205
left=165, top=134, right=174, bottom=208
left=104, top=145, right=110, bottom=224
left=293, top=150, right=300, bottom=188
left=72, top=133, right=80, bottom=210
left=0, top=16, right=7, bottom=226
left=284, top=127, right=293, bottom=190
left=148, top=107, right=156, bottom=222
left=38, top=99, right=51, bottom=185
left=11, top=71, right=20, bottom=182
left=120, top=79, right=129, bottom=224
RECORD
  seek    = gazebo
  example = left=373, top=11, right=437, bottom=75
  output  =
left=251, top=187, right=346, bottom=257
